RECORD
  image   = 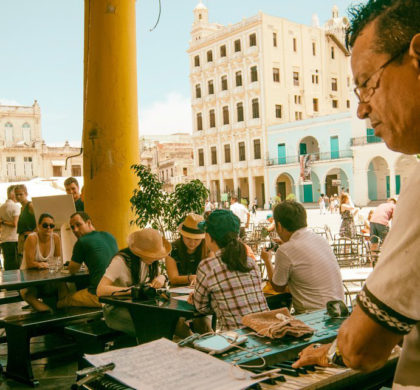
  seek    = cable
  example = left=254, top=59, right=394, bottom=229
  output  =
left=149, top=0, right=162, bottom=32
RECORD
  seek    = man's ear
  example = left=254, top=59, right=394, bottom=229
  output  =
left=409, top=33, right=420, bottom=71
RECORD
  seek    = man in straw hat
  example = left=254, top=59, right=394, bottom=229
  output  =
left=97, top=228, right=171, bottom=336
left=57, top=211, right=118, bottom=308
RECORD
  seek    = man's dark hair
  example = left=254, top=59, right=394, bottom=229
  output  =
left=346, top=0, right=420, bottom=58
left=7, top=185, right=15, bottom=198
left=38, top=213, right=54, bottom=225
left=273, top=201, right=307, bottom=232
left=14, top=184, right=28, bottom=194
left=70, top=211, right=91, bottom=222
left=64, top=177, right=79, bottom=188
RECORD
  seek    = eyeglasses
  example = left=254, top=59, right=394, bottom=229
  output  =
left=354, top=47, right=407, bottom=104
left=42, top=223, right=55, bottom=229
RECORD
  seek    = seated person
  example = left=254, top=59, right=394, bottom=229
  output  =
left=165, top=213, right=209, bottom=286
left=261, top=201, right=344, bottom=314
left=189, top=210, right=268, bottom=330
left=20, top=213, right=64, bottom=312
left=57, top=212, right=118, bottom=308
left=96, top=228, right=170, bottom=337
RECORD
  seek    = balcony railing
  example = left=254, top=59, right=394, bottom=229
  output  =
left=266, top=149, right=353, bottom=166
left=351, top=135, right=384, bottom=146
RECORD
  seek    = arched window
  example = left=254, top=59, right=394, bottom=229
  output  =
left=4, top=123, right=13, bottom=146
left=22, top=123, right=31, bottom=145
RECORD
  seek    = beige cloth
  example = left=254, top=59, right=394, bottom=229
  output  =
left=242, top=307, right=314, bottom=339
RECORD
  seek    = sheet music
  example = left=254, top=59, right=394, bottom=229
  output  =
left=85, top=338, right=256, bottom=390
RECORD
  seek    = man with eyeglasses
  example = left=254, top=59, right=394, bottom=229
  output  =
left=293, top=1, right=420, bottom=388
left=57, top=211, right=118, bottom=308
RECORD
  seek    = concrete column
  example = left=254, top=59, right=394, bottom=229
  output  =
left=248, top=173, right=255, bottom=206
left=83, top=0, right=139, bottom=246
left=353, top=169, right=369, bottom=206
left=263, top=170, right=270, bottom=209
left=219, top=175, right=225, bottom=194
left=295, top=183, right=301, bottom=202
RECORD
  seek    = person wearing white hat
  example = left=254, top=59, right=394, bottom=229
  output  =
left=97, top=228, right=171, bottom=336
left=165, top=213, right=209, bottom=287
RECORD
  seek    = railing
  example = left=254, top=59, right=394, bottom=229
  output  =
left=266, top=150, right=353, bottom=166
left=351, top=135, right=383, bottom=146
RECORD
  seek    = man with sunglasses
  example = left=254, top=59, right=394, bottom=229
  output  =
left=57, top=212, right=118, bottom=308
left=293, top=1, right=420, bottom=388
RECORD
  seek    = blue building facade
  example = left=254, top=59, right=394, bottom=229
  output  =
left=266, top=112, right=353, bottom=203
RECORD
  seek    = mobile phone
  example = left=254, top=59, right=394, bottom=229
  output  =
left=193, top=332, right=247, bottom=354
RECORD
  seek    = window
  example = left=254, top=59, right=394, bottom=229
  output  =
left=235, top=71, right=242, bottom=87
left=293, top=38, right=297, bottom=52
left=249, top=33, right=256, bottom=47
left=224, top=144, right=231, bottom=163
left=331, top=46, right=335, bottom=59
left=196, top=113, right=203, bottom=131
left=295, top=111, right=302, bottom=120
left=234, top=39, right=241, bottom=52
left=293, top=71, right=300, bottom=86
left=312, top=74, right=319, bottom=84
left=294, top=95, right=301, bottom=104
left=220, top=45, right=226, bottom=57
left=5, top=123, right=13, bottom=146
left=275, top=104, right=282, bottom=118
left=253, top=139, right=261, bottom=159
left=195, top=84, right=201, bottom=98
left=209, top=109, right=216, bottom=127
left=332, top=99, right=338, bottom=108
left=211, top=146, right=217, bottom=165
left=331, top=78, right=338, bottom=91
left=313, top=98, right=319, bottom=112
left=71, top=165, right=82, bottom=176
left=273, top=32, right=277, bottom=47
left=252, top=98, right=259, bottom=119
left=53, top=166, right=63, bottom=177
left=22, top=123, right=31, bottom=144
left=221, top=75, right=228, bottom=91
left=237, top=102, right=244, bottom=122
left=238, top=142, right=246, bottom=161
left=6, top=156, right=16, bottom=177
left=312, top=42, right=316, bottom=56
left=273, top=68, right=280, bottom=82
left=250, top=66, right=258, bottom=82
left=223, top=106, right=229, bottom=125
left=207, top=50, right=213, bottom=62
left=183, top=167, right=188, bottom=176
left=208, top=80, right=214, bottom=95
left=346, top=100, right=350, bottom=109
left=194, top=55, right=200, bottom=67
left=198, top=149, right=204, bottom=166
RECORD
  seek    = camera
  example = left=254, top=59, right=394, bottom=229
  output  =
left=131, top=283, right=157, bottom=301
left=266, top=240, right=279, bottom=252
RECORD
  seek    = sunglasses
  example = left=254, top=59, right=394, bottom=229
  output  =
left=42, top=223, right=55, bottom=229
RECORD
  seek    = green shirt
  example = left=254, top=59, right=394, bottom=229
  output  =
left=72, top=231, right=118, bottom=294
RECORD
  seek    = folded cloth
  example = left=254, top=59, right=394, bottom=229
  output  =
left=242, top=308, right=314, bottom=339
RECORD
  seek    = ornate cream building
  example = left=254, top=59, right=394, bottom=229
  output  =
left=0, top=101, right=83, bottom=181
left=188, top=3, right=352, bottom=206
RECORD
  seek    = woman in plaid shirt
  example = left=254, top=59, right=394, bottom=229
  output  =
left=189, top=210, right=268, bottom=330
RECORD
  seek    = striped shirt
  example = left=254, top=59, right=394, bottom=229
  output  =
left=273, top=227, right=344, bottom=314
left=192, top=251, right=268, bottom=330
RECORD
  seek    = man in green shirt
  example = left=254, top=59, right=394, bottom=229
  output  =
left=57, top=212, right=118, bottom=308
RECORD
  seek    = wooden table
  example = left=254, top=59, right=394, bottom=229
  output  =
left=0, top=269, right=89, bottom=290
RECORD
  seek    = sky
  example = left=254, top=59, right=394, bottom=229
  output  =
left=0, top=0, right=357, bottom=144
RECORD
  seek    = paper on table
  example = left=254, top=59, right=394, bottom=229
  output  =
left=85, top=338, right=256, bottom=390
left=172, top=295, right=190, bottom=302
left=168, top=286, right=193, bottom=294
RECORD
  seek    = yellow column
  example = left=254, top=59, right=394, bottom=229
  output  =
left=83, top=0, right=139, bottom=246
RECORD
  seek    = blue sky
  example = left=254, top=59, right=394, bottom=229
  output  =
left=0, top=0, right=356, bottom=143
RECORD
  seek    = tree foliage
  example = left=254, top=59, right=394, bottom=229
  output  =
left=130, top=165, right=209, bottom=234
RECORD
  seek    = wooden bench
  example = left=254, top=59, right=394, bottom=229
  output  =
left=0, top=307, right=103, bottom=386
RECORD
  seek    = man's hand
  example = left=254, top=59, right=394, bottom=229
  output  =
left=260, top=249, right=272, bottom=263
left=292, top=343, right=331, bottom=368
left=150, top=275, right=166, bottom=289
left=38, top=262, right=49, bottom=269
left=187, top=291, right=194, bottom=305
left=189, top=275, right=197, bottom=288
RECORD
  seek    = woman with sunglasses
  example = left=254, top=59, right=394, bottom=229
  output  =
left=20, top=213, right=62, bottom=312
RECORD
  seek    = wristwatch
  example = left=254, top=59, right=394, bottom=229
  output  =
left=326, top=339, right=345, bottom=367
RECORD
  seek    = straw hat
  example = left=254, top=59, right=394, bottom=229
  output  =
left=128, top=228, right=171, bottom=259
left=179, top=213, right=205, bottom=239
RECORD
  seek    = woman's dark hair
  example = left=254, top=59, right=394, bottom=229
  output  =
left=179, top=236, right=206, bottom=261
left=118, top=248, right=159, bottom=285
left=214, top=232, right=251, bottom=273
left=38, top=213, right=54, bottom=225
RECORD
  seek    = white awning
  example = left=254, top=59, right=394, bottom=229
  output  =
left=51, top=160, right=65, bottom=166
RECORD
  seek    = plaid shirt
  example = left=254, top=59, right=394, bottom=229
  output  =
left=192, top=251, right=268, bottom=330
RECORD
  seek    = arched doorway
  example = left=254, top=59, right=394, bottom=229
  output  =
left=299, top=171, right=320, bottom=203
left=395, top=155, right=418, bottom=195
left=368, top=156, right=389, bottom=201
left=325, top=168, right=349, bottom=197
left=298, top=136, right=320, bottom=159
left=275, top=173, right=294, bottom=202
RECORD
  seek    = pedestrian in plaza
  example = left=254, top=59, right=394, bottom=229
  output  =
left=0, top=185, right=21, bottom=270
left=64, top=177, right=84, bottom=211
left=15, top=184, right=36, bottom=263
left=369, top=198, right=397, bottom=254
left=318, top=194, right=326, bottom=215
left=293, top=2, right=420, bottom=388
left=230, top=195, right=250, bottom=238
left=339, top=193, right=358, bottom=239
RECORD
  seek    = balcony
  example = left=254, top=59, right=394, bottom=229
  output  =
left=351, top=135, right=384, bottom=146
left=266, top=149, right=353, bottom=166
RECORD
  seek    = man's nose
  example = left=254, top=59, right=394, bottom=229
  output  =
left=357, top=101, right=371, bottom=119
